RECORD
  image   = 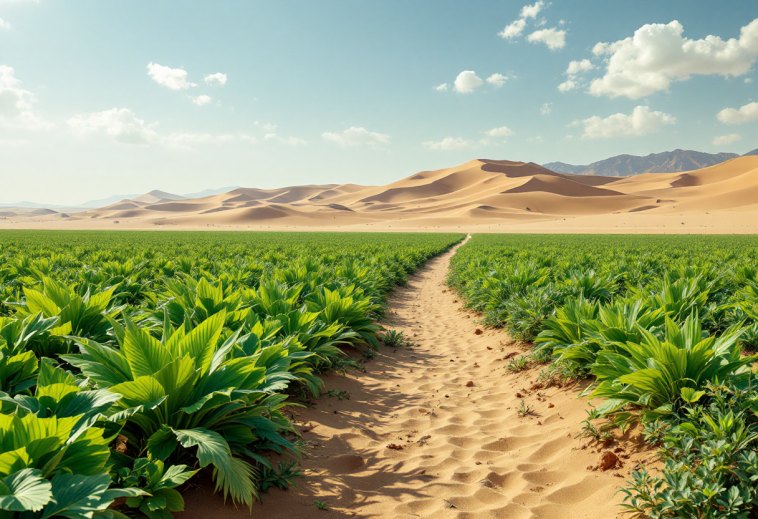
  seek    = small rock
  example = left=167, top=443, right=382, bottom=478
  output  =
left=474, top=329, right=483, bottom=335
left=387, top=444, right=404, bottom=450
left=548, top=403, right=555, bottom=409
left=597, top=451, right=619, bottom=471
left=466, top=381, right=474, bottom=387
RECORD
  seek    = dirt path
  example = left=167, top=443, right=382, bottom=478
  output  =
left=179, top=238, right=649, bottom=519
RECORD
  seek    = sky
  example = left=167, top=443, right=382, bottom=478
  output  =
left=1, top=0, right=757, bottom=205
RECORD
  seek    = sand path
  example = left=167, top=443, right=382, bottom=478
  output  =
left=179, top=237, right=648, bottom=519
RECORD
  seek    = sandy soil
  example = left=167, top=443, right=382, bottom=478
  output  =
left=5, top=156, right=758, bottom=234
left=177, top=238, right=653, bottom=519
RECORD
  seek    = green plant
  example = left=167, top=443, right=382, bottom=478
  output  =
left=313, top=500, right=328, bottom=510
left=590, top=315, right=753, bottom=427
left=258, top=461, right=305, bottom=493
left=113, top=458, right=197, bottom=519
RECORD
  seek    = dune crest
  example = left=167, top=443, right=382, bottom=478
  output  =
left=5, top=156, right=758, bottom=232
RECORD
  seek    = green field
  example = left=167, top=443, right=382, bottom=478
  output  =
left=0, top=231, right=463, bottom=516
left=449, top=234, right=758, bottom=518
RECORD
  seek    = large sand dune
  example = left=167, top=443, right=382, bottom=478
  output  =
left=5, top=156, right=758, bottom=233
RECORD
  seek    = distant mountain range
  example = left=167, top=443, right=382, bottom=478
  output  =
left=544, top=149, right=758, bottom=177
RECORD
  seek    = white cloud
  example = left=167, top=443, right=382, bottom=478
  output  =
left=527, top=27, right=566, bottom=50
left=261, top=122, right=277, bottom=131
left=499, top=18, right=526, bottom=39
left=263, top=133, right=306, bottom=145
left=0, top=65, right=53, bottom=130
left=717, top=102, right=758, bottom=124
left=558, top=79, right=577, bottom=92
left=203, top=72, right=227, bottom=86
left=566, top=59, right=594, bottom=75
left=486, top=73, right=508, bottom=87
left=67, top=107, right=238, bottom=149
left=0, top=18, right=10, bottom=29
left=521, top=1, right=545, bottom=19
left=453, top=70, right=483, bottom=93
left=422, top=137, right=473, bottom=150
left=484, top=126, right=515, bottom=137
left=433, top=83, right=448, bottom=91
left=574, top=105, right=676, bottom=139
left=746, top=78, right=754, bottom=83
left=589, top=19, right=758, bottom=99
left=67, top=108, right=158, bottom=146
left=191, top=95, right=212, bottom=106
left=541, top=102, right=552, bottom=115
left=499, top=2, right=545, bottom=39
left=528, top=135, right=543, bottom=142
left=147, top=62, right=196, bottom=90
left=713, top=133, right=742, bottom=146
left=240, top=134, right=257, bottom=144
left=322, top=126, right=390, bottom=147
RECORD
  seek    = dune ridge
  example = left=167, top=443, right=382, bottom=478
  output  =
left=5, top=156, right=758, bottom=232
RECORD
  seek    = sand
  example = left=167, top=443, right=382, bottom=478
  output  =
left=4, top=156, right=758, bottom=233
left=176, top=238, right=653, bottom=519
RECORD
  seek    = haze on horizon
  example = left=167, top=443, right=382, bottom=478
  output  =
left=1, top=0, right=757, bottom=206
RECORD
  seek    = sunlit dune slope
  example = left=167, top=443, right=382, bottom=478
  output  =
left=14, top=156, right=758, bottom=230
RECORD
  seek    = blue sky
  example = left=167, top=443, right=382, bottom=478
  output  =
left=1, top=0, right=757, bottom=205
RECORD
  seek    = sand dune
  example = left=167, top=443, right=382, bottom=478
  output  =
left=5, top=156, right=758, bottom=232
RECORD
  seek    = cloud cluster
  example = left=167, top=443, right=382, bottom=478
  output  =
left=589, top=19, right=758, bottom=99
left=573, top=105, right=676, bottom=139
left=0, top=17, right=10, bottom=29
left=558, top=59, right=594, bottom=92
left=322, top=126, right=389, bottom=147
left=499, top=2, right=565, bottom=51
left=484, top=126, right=515, bottom=138
left=540, top=102, right=552, bottom=115
left=0, top=65, right=53, bottom=130
left=499, top=1, right=545, bottom=39
left=717, top=101, right=758, bottom=124
left=67, top=107, right=239, bottom=149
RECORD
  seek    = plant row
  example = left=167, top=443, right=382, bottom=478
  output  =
left=449, top=234, right=758, bottom=519
left=0, top=230, right=464, bottom=518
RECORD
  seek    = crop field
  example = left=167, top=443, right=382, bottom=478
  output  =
left=0, top=230, right=463, bottom=517
left=450, top=234, right=758, bottom=518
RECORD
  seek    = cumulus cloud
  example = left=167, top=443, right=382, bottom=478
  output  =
left=203, top=72, right=227, bottom=86
left=0, top=18, right=10, bottom=29
left=559, top=59, right=595, bottom=93
left=191, top=95, right=212, bottom=106
left=0, top=65, right=53, bottom=130
left=147, top=62, right=196, bottom=90
left=717, top=101, right=758, bottom=124
left=527, top=27, right=566, bottom=50
left=566, top=59, right=594, bottom=75
left=422, top=137, right=473, bottom=150
left=163, top=132, right=234, bottom=150
left=499, top=1, right=544, bottom=39
left=322, top=126, right=390, bottom=147
left=713, top=133, right=742, bottom=146
left=558, top=79, right=577, bottom=92
left=573, top=105, right=676, bottom=139
left=486, top=73, right=508, bottom=87
left=746, top=78, right=754, bottom=83
left=453, top=71, right=483, bottom=93
left=433, top=83, right=448, bottom=91
left=589, top=19, right=758, bottom=99
left=541, top=102, right=552, bottom=115
left=484, top=126, right=515, bottom=137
